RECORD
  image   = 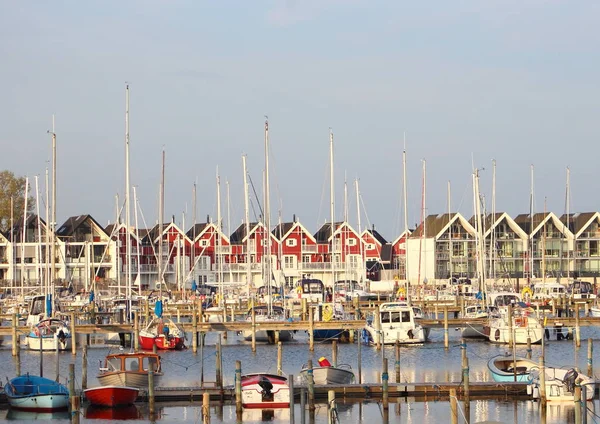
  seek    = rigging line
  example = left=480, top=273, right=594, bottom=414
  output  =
left=247, top=173, right=264, bottom=219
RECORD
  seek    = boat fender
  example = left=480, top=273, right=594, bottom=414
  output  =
left=494, top=329, right=500, bottom=341
left=58, top=330, right=66, bottom=344
left=407, top=329, right=414, bottom=339
left=318, top=357, right=331, bottom=367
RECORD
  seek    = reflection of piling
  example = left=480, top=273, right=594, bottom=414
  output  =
left=69, top=363, right=79, bottom=413
left=203, top=391, right=210, bottom=424
left=395, top=340, right=401, bottom=383
left=82, top=345, right=88, bottom=390
left=307, top=359, right=315, bottom=411
left=71, top=312, right=77, bottom=355
left=11, top=313, right=18, bottom=356
left=216, top=335, right=223, bottom=388
left=575, top=303, right=581, bottom=348
left=332, top=340, right=338, bottom=367
left=309, top=307, right=315, bottom=352
left=289, top=373, right=295, bottom=424
left=251, top=307, right=257, bottom=353
left=235, top=360, right=242, bottom=413
left=539, top=356, right=547, bottom=404
left=449, top=388, right=458, bottom=424
left=588, top=338, right=594, bottom=377
left=149, top=369, right=155, bottom=416
left=382, top=357, right=389, bottom=410
left=277, top=342, right=283, bottom=375
left=444, top=306, right=449, bottom=349
left=327, top=390, right=336, bottom=424
left=134, top=311, right=139, bottom=351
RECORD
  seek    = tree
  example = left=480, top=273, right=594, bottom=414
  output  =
left=0, top=170, right=36, bottom=233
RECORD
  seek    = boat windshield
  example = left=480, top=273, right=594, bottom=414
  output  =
left=144, top=356, right=160, bottom=372
left=125, top=357, right=139, bottom=371
left=107, top=357, right=121, bottom=371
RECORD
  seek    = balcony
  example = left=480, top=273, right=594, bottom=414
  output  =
left=301, top=245, right=318, bottom=253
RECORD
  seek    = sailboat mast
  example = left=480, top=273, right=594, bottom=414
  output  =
left=529, top=164, right=534, bottom=284
left=566, top=167, right=571, bottom=280
left=45, top=169, right=50, bottom=299
left=448, top=181, right=452, bottom=283
left=216, top=168, right=223, bottom=302
left=21, top=178, right=28, bottom=297
left=242, top=155, right=251, bottom=294
left=491, top=159, right=496, bottom=283
left=355, top=179, right=363, bottom=283
left=329, top=129, right=335, bottom=292
left=192, top=182, right=197, bottom=286
left=34, top=177, right=42, bottom=293
left=124, top=85, right=133, bottom=318
left=159, top=149, right=165, bottom=295
left=226, top=180, right=233, bottom=284
left=133, top=186, right=141, bottom=292
left=50, top=115, right=56, bottom=289
left=402, top=141, right=409, bottom=288
left=264, top=119, right=272, bottom=312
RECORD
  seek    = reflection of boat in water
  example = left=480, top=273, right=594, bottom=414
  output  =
left=487, top=355, right=538, bottom=382
left=85, top=403, right=142, bottom=420
left=6, top=408, right=71, bottom=420
left=242, top=408, right=290, bottom=422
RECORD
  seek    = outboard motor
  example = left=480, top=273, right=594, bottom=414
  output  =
left=57, top=329, right=67, bottom=344
left=563, top=368, right=578, bottom=393
left=258, top=375, right=274, bottom=401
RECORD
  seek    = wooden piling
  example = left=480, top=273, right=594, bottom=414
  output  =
left=251, top=306, right=257, bottom=353
left=133, top=311, right=139, bottom=351
left=289, top=373, right=295, bottom=424
left=82, top=345, right=88, bottom=390
left=216, top=335, right=222, bottom=388
left=382, top=357, right=389, bottom=410
left=277, top=342, right=283, bottom=376
left=507, top=305, right=513, bottom=347
left=14, top=352, right=21, bottom=376
left=71, top=312, right=77, bottom=355
left=527, top=337, right=532, bottom=359
left=153, top=343, right=158, bottom=354
left=69, top=363, right=78, bottom=413
left=574, top=386, right=582, bottom=424
left=395, top=340, right=401, bottom=383
left=539, top=356, right=546, bottom=404
left=307, top=359, right=315, bottom=411
left=301, top=298, right=307, bottom=321
left=443, top=306, right=449, bottom=349
left=274, top=330, right=280, bottom=344
left=332, top=340, right=338, bottom=367
left=192, top=307, right=198, bottom=354
left=358, top=331, right=362, bottom=384
left=235, top=360, right=242, bottom=413
left=149, top=369, right=155, bottom=415
left=375, top=305, right=381, bottom=350
left=450, top=388, right=458, bottom=424
left=309, top=307, right=315, bottom=352
left=588, top=338, right=594, bottom=377
left=462, top=348, right=470, bottom=402
left=328, top=390, right=336, bottom=424
left=300, top=388, right=306, bottom=424
left=203, top=391, right=210, bottom=424
left=11, top=313, right=18, bottom=357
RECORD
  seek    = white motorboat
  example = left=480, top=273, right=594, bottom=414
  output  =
left=363, top=302, right=428, bottom=345
left=485, top=307, right=543, bottom=345
left=26, top=318, right=72, bottom=351
left=530, top=367, right=596, bottom=402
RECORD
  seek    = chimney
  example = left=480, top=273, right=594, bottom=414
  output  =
left=206, top=214, right=210, bottom=224
left=293, top=214, right=296, bottom=223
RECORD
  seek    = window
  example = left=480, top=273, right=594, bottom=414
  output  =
left=283, top=255, right=295, bottom=269
left=302, top=255, right=311, bottom=263
left=366, top=243, right=375, bottom=250
left=198, top=257, right=210, bottom=271
left=200, top=239, right=209, bottom=247
left=346, top=238, right=357, bottom=246
left=286, top=239, right=297, bottom=247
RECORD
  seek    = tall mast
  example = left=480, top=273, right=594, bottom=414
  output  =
left=216, top=168, right=223, bottom=303
left=115, top=194, right=121, bottom=296
left=448, top=180, right=452, bottom=282
left=491, top=159, right=496, bottom=283
left=192, top=182, right=197, bottom=286
left=402, top=137, right=409, bottom=288
left=566, top=167, right=571, bottom=280
left=133, top=186, right=141, bottom=291
left=529, top=164, right=534, bottom=284
left=242, top=155, right=251, bottom=294
left=226, top=179, right=233, bottom=284
left=159, top=149, right=165, bottom=294
left=45, top=168, right=50, bottom=298
left=49, top=116, right=57, bottom=288
left=21, top=177, right=28, bottom=297
left=354, top=179, right=363, bottom=283
left=125, top=85, right=132, bottom=318
left=329, top=128, right=335, bottom=290
left=264, top=119, right=272, bottom=312
left=34, top=177, right=42, bottom=292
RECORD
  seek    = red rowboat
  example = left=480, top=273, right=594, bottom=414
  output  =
left=139, top=317, right=186, bottom=350
left=84, top=385, right=140, bottom=407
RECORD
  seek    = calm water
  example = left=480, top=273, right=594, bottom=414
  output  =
left=1, top=325, right=599, bottom=423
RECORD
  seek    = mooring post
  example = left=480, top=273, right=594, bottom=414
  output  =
left=574, top=386, right=582, bottom=424
left=153, top=343, right=158, bottom=354
left=149, top=369, right=155, bottom=416
left=192, top=307, right=198, bottom=353
left=358, top=330, right=362, bottom=384
left=551, top=297, right=556, bottom=316
left=203, top=391, right=211, bottom=424
left=395, top=340, right=401, bottom=383
left=507, top=305, right=513, bottom=347
left=462, top=343, right=470, bottom=402
left=328, top=390, right=336, bottom=424
left=71, top=312, right=77, bottom=355
left=69, top=363, right=78, bottom=413
left=539, top=356, right=547, bottom=404
left=375, top=305, right=381, bottom=350
left=575, top=302, right=581, bottom=348
left=588, top=338, right=594, bottom=377
left=11, top=313, right=18, bottom=357
left=145, top=298, right=150, bottom=324
left=251, top=306, right=257, bottom=353
left=177, top=308, right=181, bottom=324
left=289, top=373, right=295, bottom=424
left=134, top=311, right=139, bottom=351
left=82, top=345, right=88, bottom=390
left=307, top=359, right=315, bottom=411
left=527, top=337, right=532, bottom=359
left=235, top=360, right=242, bottom=413
left=300, top=388, right=306, bottom=424
left=14, top=351, right=21, bottom=376
left=382, top=357, right=389, bottom=410
left=309, top=307, right=315, bottom=352
left=444, top=306, right=449, bottom=349
left=277, top=342, right=283, bottom=376
left=450, top=387, right=458, bottom=424
left=216, top=334, right=222, bottom=388
left=332, top=340, right=338, bottom=367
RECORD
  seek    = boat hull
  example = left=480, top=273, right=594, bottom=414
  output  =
left=485, top=325, right=543, bottom=344
left=243, top=330, right=293, bottom=342
left=97, top=372, right=162, bottom=389
left=241, top=373, right=290, bottom=409
left=26, top=335, right=72, bottom=351
left=531, top=368, right=596, bottom=401
left=300, top=366, right=355, bottom=385
left=5, top=375, right=69, bottom=412
left=487, top=355, right=538, bottom=382
left=139, top=333, right=185, bottom=350
left=312, top=329, right=350, bottom=341
left=84, top=385, right=139, bottom=407
left=363, top=325, right=427, bottom=345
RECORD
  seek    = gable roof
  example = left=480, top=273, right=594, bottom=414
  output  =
left=411, top=213, right=475, bottom=239
left=559, top=212, right=597, bottom=237
left=363, top=228, right=387, bottom=245
left=482, top=212, right=528, bottom=239
left=56, top=214, right=109, bottom=238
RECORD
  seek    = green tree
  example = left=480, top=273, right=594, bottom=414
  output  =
left=0, top=170, right=35, bottom=233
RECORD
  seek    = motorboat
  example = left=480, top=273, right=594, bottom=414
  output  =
left=241, top=373, right=290, bottom=408
left=362, top=302, right=428, bottom=345
left=530, top=367, right=596, bottom=401
left=300, top=357, right=355, bottom=385
left=26, top=318, right=72, bottom=351
left=487, top=354, right=538, bottom=382
left=4, top=374, right=69, bottom=411
left=139, top=317, right=186, bottom=350
left=84, top=385, right=140, bottom=407
left=97, top=352, right=162, bottom=388
left=460, top=305, right=493, bottom=339
left=485, top=306, right=543, bottom=344
left=242, top=305, right=293, bottom=343
left=312, top=302, right=351, bottom=342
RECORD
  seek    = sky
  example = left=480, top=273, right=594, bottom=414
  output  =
left=1, top=1, right=599, bottom=241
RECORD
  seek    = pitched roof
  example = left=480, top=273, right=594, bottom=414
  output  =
left=272, top=222, right=295, bottom=239
left=314, top=222, right=344, bottom=243
left=559, top=212, right=596, bottom=235
left=56, top=214, right=108, bottom=238
left=230, top=222, right=260, bottom=244
left=364, top=228, right=387, bottom=245
left=186, top=223, right=211, bottom=240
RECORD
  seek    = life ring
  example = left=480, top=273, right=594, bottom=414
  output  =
left=323, top=305, right=334, bottom=322
left=521, top=287, right=533, bottom=299
left=396, top=287, right=406, bottom=298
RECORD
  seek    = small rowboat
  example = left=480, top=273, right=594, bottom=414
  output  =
left=487, top=355, right=538, bottom=382
left=5, top=374, right=69, bottom=412
left=84, top=385, right=139, bottom=407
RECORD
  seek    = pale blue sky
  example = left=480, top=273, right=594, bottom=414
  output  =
left=1, top=1, right=599, bottom=239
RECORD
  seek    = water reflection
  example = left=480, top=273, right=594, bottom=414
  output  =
left=6, top=408, right=70, bottom=420
left=85, top=403, right=143, bottom=420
